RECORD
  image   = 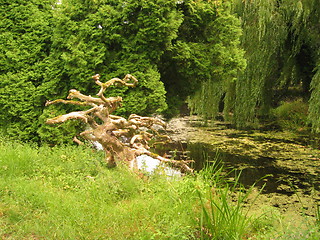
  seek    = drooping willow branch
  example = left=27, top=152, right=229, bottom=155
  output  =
left=45, top=74, right=193, bottom=173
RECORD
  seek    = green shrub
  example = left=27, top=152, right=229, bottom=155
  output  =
left=273, top=99, right=309, bottom=131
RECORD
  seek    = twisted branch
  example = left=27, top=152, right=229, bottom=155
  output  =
left=45, top=73, right=193, bottom=174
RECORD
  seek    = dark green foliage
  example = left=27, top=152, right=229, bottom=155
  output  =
left=159, top=0, right=246, bottom=118
left=0, top=0, right=54, bottom=142
left=232, top=0, right=288, bottom=127
left=309, top=67, right=320, bottom=132
left=4, top=0, right=320, bottom=143
left=1, top=0, right=182, bottom=143
left=37, top=0, right=185, bottom=142
left=185, top=0, right=320, bottom=131
left=304, top=1, right=320, bottom=133
left=0, top=0, right=249, bottom=143
left=43, top=0, right=179, bottom=111
left=158, top=0, right=320, bottom=132
left=188, top=7, right=246, bottom=120
left=273, top=99, right=309, bottom=131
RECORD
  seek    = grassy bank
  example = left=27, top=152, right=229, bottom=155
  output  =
left=0, top=138, right=319, bottom=239
left=0, top=140, right=197, bottom=239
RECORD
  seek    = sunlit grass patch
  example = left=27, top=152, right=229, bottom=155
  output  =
left=2, top=138, right=317, bottom=239
left=0, top=140, right=199, bottom=239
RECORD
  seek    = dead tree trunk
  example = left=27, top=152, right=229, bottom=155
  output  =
left=45, top=74, right=193, bottom=173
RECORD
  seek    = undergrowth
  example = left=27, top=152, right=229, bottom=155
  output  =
left=273, top=99, right=309, bottom=132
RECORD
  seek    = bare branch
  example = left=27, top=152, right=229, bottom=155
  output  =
left=93, top=74, right=138, bottom=104
left=46, top=112, right=89, bottom=124
left=93, top=74, right=138, bottom=90
left=45, top=73, right=193, bottom=174
left=45, top=99, right=95, bottom=107
left=73, top=136, right=84, bottom=145
left=46, top=106, right=100, bottom=125
left=67, top=89, right=104, bottom=105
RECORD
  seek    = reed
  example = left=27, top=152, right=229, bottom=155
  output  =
left=196, top=162, right=262, bottom=239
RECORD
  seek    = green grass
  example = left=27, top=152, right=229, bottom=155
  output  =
left=195, top=163, right=263, bottom=240
left=0, top=138, right=319, bottom=239
left=248, top=206, right=320, bottom=240
left=0, top=139, right=195, bottom=239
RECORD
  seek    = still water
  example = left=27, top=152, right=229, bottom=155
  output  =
left=160, top=117, right=320, bottom=197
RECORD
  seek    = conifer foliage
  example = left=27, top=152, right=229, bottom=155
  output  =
left=0, top=0, right=54, bottom=141
left=37, top=0, right=181, bottom=143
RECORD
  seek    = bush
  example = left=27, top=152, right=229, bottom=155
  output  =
left=273, top=99, right=309, bottom=131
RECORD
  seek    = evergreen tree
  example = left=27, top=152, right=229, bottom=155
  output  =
left=0, top=0, right=54, bottom=141
left=37, top=0, right=185, bottom=143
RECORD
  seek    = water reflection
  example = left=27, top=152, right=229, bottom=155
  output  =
left=155, top=141, right=319, bottom=195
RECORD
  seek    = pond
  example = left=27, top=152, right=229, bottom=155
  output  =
left=187, top=142, right=319, bottom=194
left=158, top=116, right=320, bottom=218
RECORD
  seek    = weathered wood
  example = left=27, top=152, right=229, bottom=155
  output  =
left=46, top=74, right=193, bottom=173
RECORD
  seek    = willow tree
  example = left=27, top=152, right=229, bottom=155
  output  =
left=188, top=1, right=246, bottom=121
left=158, top=0, right=246, bottom=118
left=231, top=0, right=320, bottom=129
left=184, top=0, right=320, bottom=131
left=232, top=0, right=288, bottom=127
left=302, top=1, right=320, bottom=133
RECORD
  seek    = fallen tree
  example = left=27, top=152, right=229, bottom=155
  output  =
left=45, top=74, right=193, bottom=173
